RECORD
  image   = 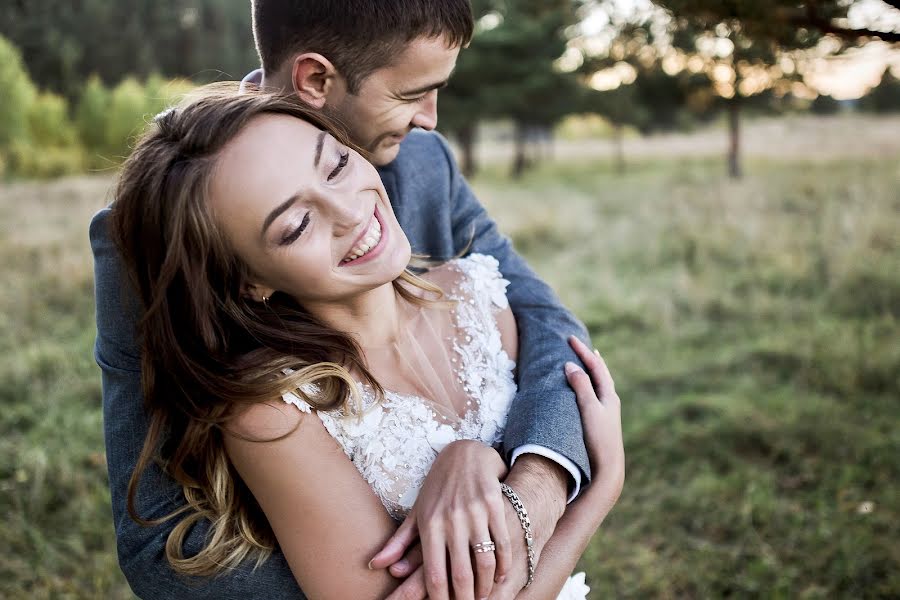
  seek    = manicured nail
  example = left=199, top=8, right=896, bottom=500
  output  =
left=565, top=362, right=582, bottom=375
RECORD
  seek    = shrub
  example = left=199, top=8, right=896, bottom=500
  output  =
left=104, top=77, right=151, bottom=161
left=144, top=73, right=195, bottom=118
left=0, top=35, right=37, bottom=152
left=28, top=92, right=79, bottom=149
left=76, top=75, right=111, bottom=157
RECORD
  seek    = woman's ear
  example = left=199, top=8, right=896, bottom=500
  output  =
left=290, top=53, right=344, bottom=108
left=243, top=281, right=276, bottom=304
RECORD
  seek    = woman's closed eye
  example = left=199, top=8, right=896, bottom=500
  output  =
left=280, top=212, right=310, bottom=246
left=327, top=150, right=349, bottom=181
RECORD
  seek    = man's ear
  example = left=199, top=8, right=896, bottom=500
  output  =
left=243, top=281, right=276, bottom=304
left=290, top=53, right=342, bottom=108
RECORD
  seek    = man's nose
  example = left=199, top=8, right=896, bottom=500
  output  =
left=411, top=90, right=438, bottom=131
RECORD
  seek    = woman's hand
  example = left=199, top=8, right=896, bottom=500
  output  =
left=564, top=336, right=625, bottom=503
left=371, top=439, right=512, bottom=600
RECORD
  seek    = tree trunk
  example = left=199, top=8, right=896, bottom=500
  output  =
left=511, top=121, right=527, bottom=179
left=613, top=123, right=626, bottom=174
left=456, top=125, right=478, bottom=178
left=728, top=100, right=742, bottom=179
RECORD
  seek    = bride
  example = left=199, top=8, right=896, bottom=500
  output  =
left=110, top=86, right=624, bottom=599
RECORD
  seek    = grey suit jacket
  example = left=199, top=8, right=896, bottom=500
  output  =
left=90, top=129, right=590, bottom=598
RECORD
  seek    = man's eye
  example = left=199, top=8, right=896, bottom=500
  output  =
left=328, top=150, right=349, bottom=181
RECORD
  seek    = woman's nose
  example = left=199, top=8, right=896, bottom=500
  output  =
left=320, top=192, right=368, bottom=237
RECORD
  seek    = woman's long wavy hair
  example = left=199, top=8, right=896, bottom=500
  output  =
left=110, top=84, right=440, bottom=576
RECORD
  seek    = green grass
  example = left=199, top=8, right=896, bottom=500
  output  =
left=472, top=155, right=900, bottom=598
left=1, top=126, right=898, bottom=597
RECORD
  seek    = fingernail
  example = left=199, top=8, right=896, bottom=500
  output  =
left=594, top=348, right=601, bottom=357
left=565, top=361, right=582, bottom=375
left=394, top=558, right=409, bottom=572
left=367, top=559, right=375, bottom=570
left=496, top=575, right=506, bottom=584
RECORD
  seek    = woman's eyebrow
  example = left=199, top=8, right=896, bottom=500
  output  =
left=261, top=194, right=299, bottom=237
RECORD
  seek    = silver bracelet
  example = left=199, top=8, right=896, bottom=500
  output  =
left=499, top=483, right=536, bottom=588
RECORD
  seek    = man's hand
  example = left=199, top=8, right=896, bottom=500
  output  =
left=373, top=440, right=511, bottom=600
left=487, top=454, right=568, bottom=599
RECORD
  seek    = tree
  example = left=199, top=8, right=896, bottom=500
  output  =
left=0, top=0, right=257, bottom=100
left=581, top=0, right=900, bottom=178
left=474, top=1, right=584, bottom=177
left=0, top=35, right=36, bottom=152
left=810, top=93, right=842, bottom=114
left=580, top=85, right=649, bottom=173
left=439, top=0, right=497, bottom=177
left=655, top=0, right=900, bottom=45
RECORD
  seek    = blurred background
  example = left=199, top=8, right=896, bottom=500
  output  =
left=1, top=1, right=898, bottom=597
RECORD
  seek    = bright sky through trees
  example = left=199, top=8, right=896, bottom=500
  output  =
left=577, top=0, right=900, bottom=98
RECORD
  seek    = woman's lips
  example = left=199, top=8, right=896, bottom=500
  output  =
left=339, top=206, right=388, bottom=267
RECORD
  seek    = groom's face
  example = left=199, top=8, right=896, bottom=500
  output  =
left=327, top=35, right=460, bottom=166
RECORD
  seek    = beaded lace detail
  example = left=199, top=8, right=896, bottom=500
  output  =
left=281, top=254, right=517, bottom=520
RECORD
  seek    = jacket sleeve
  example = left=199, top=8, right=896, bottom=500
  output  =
left=433, top=135, right=592, bottom=487
left=89, top=209, right=304, bottom=599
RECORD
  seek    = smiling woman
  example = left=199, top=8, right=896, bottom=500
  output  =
left=206, top=111, right=412, bottom=309
left=109, top=84, right=429, bottom=582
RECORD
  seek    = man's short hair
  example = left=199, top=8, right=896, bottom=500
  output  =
left=252, top=0, right=474, bottom=94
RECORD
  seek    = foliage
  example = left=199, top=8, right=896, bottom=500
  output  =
left=8, top=92, right=86, bottom=179
left=0, top=0, right=257, bottom=100
left=76, top=76, right=112, bottom=158
left=0, top=35, right=37, bottom=153
left=441, top=1, right=587, bottom=176
left=651, top=0, right=900, bottom=45
left=0, top=37, right=194, bottom=179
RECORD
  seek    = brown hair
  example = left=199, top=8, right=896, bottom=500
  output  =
left=110, top=83, right=441, bottom=575
left=252, top=0, right=474, bottom=93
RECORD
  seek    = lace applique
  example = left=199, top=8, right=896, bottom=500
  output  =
left=276, top=257, right=589, bottom=598
left=281, top=254, right=517, bottom=521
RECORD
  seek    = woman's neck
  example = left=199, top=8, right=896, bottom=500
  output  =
left=302, top=282, right=406, bottom=349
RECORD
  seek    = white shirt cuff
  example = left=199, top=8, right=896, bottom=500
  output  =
left=510, top=445, right=581, bottom=503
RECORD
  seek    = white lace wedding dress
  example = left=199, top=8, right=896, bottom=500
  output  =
left=282, top=254, right=589, bottom=599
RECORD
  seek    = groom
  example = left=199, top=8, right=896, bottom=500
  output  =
left=91, top=1, right=594, bottom=598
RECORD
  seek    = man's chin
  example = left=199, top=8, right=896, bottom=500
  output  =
left=369, top=141, right=403, bottom=167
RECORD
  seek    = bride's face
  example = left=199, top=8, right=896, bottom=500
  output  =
left=208, top=114, right=411, bottom=304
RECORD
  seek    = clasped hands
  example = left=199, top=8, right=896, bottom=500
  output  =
left=369, top=440, right=563, bottom=600
left=370, top=337, right=623, bottom=600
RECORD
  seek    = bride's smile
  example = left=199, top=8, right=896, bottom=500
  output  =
left=207, top=114, right=411, bottom=305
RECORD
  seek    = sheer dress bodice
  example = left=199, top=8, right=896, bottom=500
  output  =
left=279, top=254, right=590, bottom=599
left=281, top=254, right=517, bottom=520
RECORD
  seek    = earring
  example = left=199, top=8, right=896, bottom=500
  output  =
left=261, top=295, right=270, bottom=306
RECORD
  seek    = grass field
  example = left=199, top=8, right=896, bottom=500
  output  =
left=1, top=115, right=898, bottom=598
